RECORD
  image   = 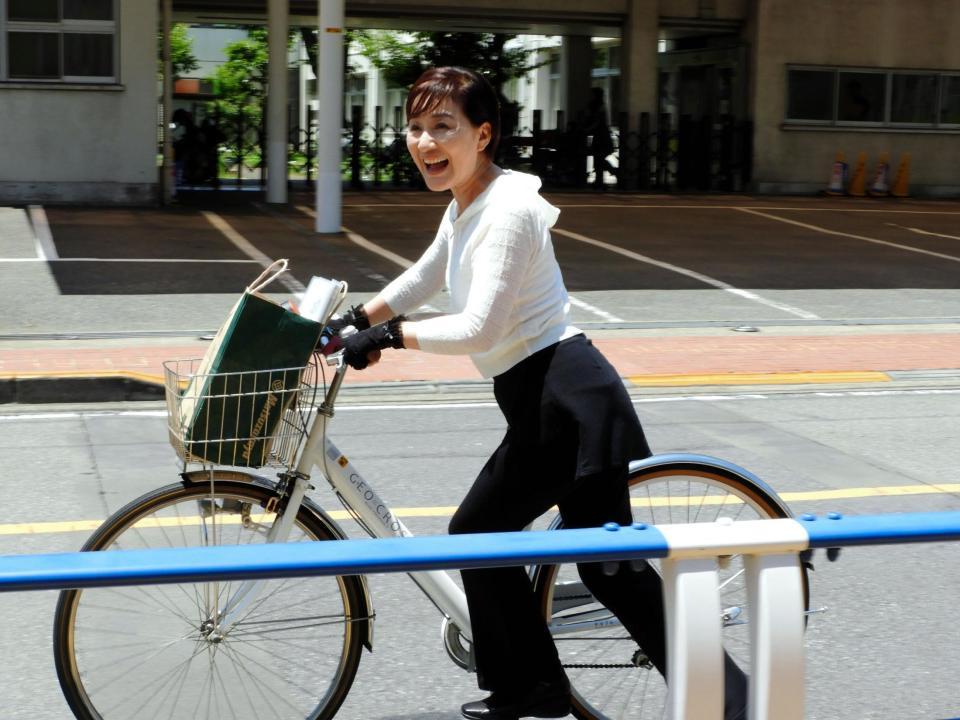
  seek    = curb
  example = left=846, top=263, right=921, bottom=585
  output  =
left=0, top=369, right=923, bottom=405
left=0, top=373, right=165, bottom=404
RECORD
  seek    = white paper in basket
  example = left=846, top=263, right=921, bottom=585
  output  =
left=298, top=276, right=347, bottom=324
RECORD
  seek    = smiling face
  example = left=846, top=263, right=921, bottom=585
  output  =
left=406, top=98, right=493, bottom=206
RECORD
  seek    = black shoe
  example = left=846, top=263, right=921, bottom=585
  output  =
left=461, top=679, right=571, bottom=719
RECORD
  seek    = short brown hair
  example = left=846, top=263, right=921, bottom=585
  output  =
left=406, top=67, right=501, bottom=159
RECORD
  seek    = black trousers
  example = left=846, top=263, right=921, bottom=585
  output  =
left=448, top=335, right=748, bottom=715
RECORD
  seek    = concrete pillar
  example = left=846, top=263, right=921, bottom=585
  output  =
left=266, top=0, right=289, bottom=204
left=562, top=35, right=593, bottom=128
left=160, top=0, right=174, bottom=204
left=620, top=0, right=659, bottom=188
left=315, top=0, right=345, bottom=233
left=534, top=49, right=552, bottom=126
left=367, top=64, right=381, bottom=129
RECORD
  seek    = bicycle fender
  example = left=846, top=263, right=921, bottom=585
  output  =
left=628, top=452, right=794, bottom=519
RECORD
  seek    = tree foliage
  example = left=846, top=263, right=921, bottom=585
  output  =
left=159, top=22, right=199, bottom=79
left=353, top=31, right=543, bottom=134
left=209, top=28, right=273, bottom=169
left=171, top=24, right=199, bottom=78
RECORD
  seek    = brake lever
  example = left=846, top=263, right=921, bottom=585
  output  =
left=320, top=324, right=357, bottom=366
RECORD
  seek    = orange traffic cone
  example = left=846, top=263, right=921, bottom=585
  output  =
left=890, top=153, right=911, bottom=198
left=824, top=152, right=847, bottom=195
left=868, top=152, right=890, bottom=197
left=847, top=152, right=867, bottom=197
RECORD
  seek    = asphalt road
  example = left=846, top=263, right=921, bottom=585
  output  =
left=2, top=385, right=959, bottom=720
left=3, top=195, right=959, bottom=336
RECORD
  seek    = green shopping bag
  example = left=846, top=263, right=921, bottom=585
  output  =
left=178, top=260, right=322, bottom=466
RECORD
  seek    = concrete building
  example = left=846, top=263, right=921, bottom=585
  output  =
left=0, top=0, right=158, bottom=204
left=1, top=0, right=958, bottom=207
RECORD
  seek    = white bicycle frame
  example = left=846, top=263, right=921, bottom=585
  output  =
left=217, top=353, right=473, bottom=641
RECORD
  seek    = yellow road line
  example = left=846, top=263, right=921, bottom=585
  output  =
left=0, top=506, right=461, bottom=536
left=4, top=485, right=959, bottom=537
left=781, top=484, right=960, bottom=501
left=627, top=371, right=891, bottom=387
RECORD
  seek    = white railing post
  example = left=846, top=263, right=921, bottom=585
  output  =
left=661, top=556, right=724, bottom=720
left=745, top=552, right=806, bottom=720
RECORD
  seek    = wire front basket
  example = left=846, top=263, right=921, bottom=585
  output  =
left=163, top=358, right=319, bottom=469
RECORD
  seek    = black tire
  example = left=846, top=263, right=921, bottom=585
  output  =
left=532, top=460, right=811, bottom=720
left=53, top=474, right=368, bottom=720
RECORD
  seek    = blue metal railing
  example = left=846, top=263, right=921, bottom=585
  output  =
left=4, top=510, right=960, bottom=719
left=0, top=523, right=670, bottom=592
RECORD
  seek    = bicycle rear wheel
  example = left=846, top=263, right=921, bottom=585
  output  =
left=532, top=457, right=810, bottom=720
left=53, top=473, right=368, bottom=720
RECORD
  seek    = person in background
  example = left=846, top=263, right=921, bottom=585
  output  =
left=325, top=66, right=748, bottom=720
left=582, top=87, right=617, bottom=188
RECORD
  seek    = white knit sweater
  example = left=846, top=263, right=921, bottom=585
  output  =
left=379, top=170, right=580, bottom=378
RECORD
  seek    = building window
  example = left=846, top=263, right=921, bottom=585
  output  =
left=890, top=73, right=938, bottom=124
left=941, top=75, right=960, bottom=125
left=787, top=68, right=833, bottom=121
left=837, top=71, right=884, bottom=123
left=786, top=65, right=960, bottom=129
left=2, top=0, right=117, bottom=83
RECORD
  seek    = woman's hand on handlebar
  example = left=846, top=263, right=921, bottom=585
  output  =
left=339, top=319, right=404, bottom=370
left=326, top=304, right=370, bottom=335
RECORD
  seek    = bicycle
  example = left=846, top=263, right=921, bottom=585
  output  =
left=53, top=280, right=811, bottom=720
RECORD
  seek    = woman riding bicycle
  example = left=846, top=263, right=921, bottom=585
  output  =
left=328, top=66, right=748, bottom=720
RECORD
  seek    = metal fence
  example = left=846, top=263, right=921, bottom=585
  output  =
left=173, top=103, right=754, bottom=193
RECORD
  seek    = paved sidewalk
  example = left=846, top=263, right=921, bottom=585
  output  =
left=2, top=195, right=959, bottom=403
left=2, top=328, right=959, bottom=404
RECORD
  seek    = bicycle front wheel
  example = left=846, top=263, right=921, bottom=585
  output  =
left=532, top=458, right=810, bottom=720
left=53, top=473, right=367, bottom=720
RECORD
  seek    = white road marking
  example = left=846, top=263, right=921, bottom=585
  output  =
left=295, top=204, right=415, bottom=270
left=552, top=227, right=820, bottom=320
left=342, top=203, right=448, bottom=208
left=0, top=258, right=258, bottom=263
left=567, top=295, right=624, bottom=322
left=738, top=208, right=960, bottom=264
left=5, top=386, right=958, bottom=421
left=0, top=410, right=168, bottom=421
left=552, top=205, right=960, bottom=213
left=740, top=207, right=960, bottom=215
left=202, top=211, right=306, bottom=293
left=294, top=206, right=450, bottom=311
left=27, top=205, right=58, bottom=260
left=343, top=226, right=414, bottom=270
left=885, top=222, right=960, bottom=241
left=340, top=202, right=960, bottom=214
left=301, top=206, right=626, bottom=322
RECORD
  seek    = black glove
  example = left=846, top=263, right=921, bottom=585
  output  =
left=341, top=317, right=405, bottom=370
left=325, top=304, right=370, bottom=335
